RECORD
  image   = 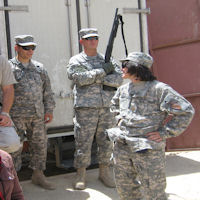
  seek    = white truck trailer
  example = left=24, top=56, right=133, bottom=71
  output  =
left=0, top=0, right=150, bottom=167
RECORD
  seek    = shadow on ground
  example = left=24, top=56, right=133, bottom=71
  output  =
left=18, top=152, right=98, bottom=181
left=166, top=153, right=200, bottom=177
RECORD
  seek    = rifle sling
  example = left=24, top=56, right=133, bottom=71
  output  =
left=119, top=15, right=128, bottom=56
left=103, top=85, right=117, bottom=91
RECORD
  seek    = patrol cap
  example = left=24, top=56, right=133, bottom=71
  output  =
left=79, top=28, right=99, bottom=39
left=120, top=52, right=153, bottom=69
left=15, top=35, right=37, bottom=46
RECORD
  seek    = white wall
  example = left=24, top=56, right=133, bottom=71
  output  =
left=0, top=0, right=8, bottom=56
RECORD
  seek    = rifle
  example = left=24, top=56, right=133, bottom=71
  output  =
left=105, top=8, right=128, bottom=63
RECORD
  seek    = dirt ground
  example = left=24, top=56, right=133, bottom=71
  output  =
left=20, top=150, right=200, bottom=200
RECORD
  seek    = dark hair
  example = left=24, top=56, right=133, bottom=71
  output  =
left=122, top=61, right=157, bottom=81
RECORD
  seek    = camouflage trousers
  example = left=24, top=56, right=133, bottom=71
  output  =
left=10, top=117, right=47, bottom=171
left=113, top=142, right=167, bottom=200
left=74, top=107, right=114, bottom=169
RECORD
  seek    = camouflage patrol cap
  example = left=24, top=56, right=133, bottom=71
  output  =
left=15, top=35, right=37, bottom=46
left=120, top=52, right=153, bottom=69
left=79, top=28, right=99, bottom=39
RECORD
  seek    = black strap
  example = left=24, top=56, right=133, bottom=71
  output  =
left=103, top=85, right=117, bottom=91
left=118, top=15, right=128, bottom=56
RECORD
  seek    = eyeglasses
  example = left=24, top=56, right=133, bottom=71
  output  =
left=84, top=36, right=99, bottom=41
left=19, top=45, right=36, bottom=51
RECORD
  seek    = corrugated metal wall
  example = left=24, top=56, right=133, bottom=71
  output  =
left=147, top=0, right=200, bottom=150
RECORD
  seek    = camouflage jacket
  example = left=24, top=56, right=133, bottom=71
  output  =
left=108, top=80, right=195, bottom=151
left=67, top=51, right=123, bottom=108
left=9, top=57, right=55, bottom=118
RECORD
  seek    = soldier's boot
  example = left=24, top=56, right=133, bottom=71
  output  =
left=74, top=167, right=86, bottom=190
left=32, top=169, right=56, bottom=190
left=98, top=164, right=116, bottom=188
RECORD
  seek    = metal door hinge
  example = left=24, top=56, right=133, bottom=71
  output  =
left=123, top=8, right=150, bottom=14
left=0, top=5, right=28, bottom=12
left=59, top=90, right=73, bottom=99
left=84, top=0, right=90, bottom=6
left=65, top=0, right=71, bottom=6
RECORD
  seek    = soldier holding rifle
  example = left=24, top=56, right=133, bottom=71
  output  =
left=67, top=28, right=123, bottom=190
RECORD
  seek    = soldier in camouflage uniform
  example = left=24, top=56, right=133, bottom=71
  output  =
left=106, top=52, right=195, bottom=200
left=67, top=28, right=123, bottom=190
left=9, top=35, right=56, bottom=190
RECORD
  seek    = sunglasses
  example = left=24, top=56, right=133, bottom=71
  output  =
left=84, top=36, right=99, bottom=41
left=19, top=45, right=36, bottom=51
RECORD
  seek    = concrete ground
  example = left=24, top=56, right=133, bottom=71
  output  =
left=21, top=151, right=200, bottom=200
left=165, top=151, right=200, bottom=200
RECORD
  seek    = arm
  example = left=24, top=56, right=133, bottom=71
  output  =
left=41, top=69, right=55, bottom=123
left=67, top=59, right=106, bottom=87
left=1, top=84, right=14, bottom=113
left=159, top=92, right=194, bottom=139
left=110, top=88, right=122, bottom=124
left=0, top=56, right=16, bottom=126
left=148, top=84, right=195, bottom=141
left=103, top=59, right=123, bottom=88
left=110, top=88, right=120, bottom=113
left=0, top=84, right=14, bottom=126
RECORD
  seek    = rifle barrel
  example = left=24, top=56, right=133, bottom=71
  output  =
left=105, top=8, right=119, bottom=63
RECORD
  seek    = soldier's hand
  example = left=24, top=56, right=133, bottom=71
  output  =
left=146, top=131, right=163, bottom=143
left=0, top=114, right=12, bottom=127
left=102, top=62, right=115, bottom=74
left=44, top=113, right=53, bottom=124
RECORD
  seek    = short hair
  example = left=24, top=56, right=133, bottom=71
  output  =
left=122, top=61, right=157, bottom=81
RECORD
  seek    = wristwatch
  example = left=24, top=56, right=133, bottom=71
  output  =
left=1, top=112, right=10, bottom=117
